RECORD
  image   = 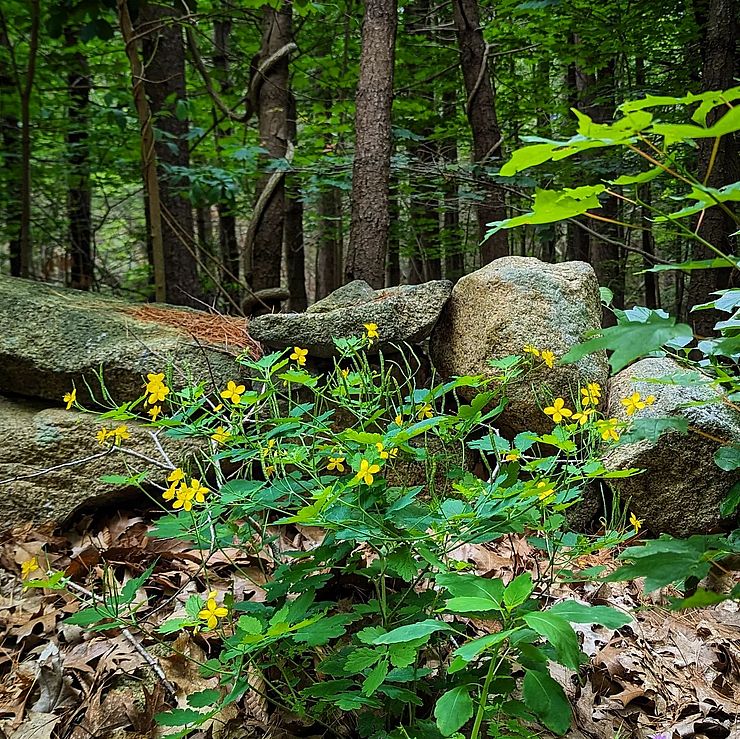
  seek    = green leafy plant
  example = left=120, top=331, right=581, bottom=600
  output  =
left=41, top=332, right=639, bottom=738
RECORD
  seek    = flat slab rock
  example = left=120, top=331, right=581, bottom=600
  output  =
left=0, top=395, right=200, bottom=530
left=249, top=280, right=453, bottom=358
left=604, top=357, right=740, bottom=536
left=0, top=275, right=252, bottom=406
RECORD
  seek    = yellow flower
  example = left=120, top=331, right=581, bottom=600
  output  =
left=541, top=350, right=555, bottom=369
left=96, top=427, right=109, bottom=444
left=213, top=403, right=224, bottom=412
left=544, top=398, right=572, bottom=423
left=504, top=449, right=520, bottom=462
left=417, top=403, right=433, bottom=420
left=63, top=388, right=76, bottom=410
left=211, top=426, right=231, bottom=444
left=364, top=323, right=379, bottom=342
left=21, top=556, right=40, bottom=579
left=629, top=512, right=642, bottom=532
left=111, top=425, right=130, bottom=444
left=621, top=392, right=648, bottom=416
left=581, top=384, right=601, bottom=406
left=198, top=591, right=228, bottom=630
left=221, top=380, right=246, bottom=404
left=394, top=413, right=403, bottom=426
left=375, top=443, right=397, bottom=460
left=644, top=395, right=656, bottom=406
left=163, top=468, right=185, bottom=501
left=355, top=459, right=381, bottom=485
left=327, top=456, right=345, bottom=472
left=290, top=346, right=308, bottom=366
left=147, top=384, right=169, bottom=405
left=571, top=408, right=594, bottom=426
left=596, top=418, right=620, bottom=442
left=172, top=485, right=195, bottom=512
left=147, top=405, right=161, bottom=421
left=265, top=465, right=275, bottom=477
left=523, top=345, right=540, bottom=357
left=536, top=480, right=555, bottom=501
left=341, top=368, right=350, bottom=378
left=261, top=438, right=276, bottom=458
left=189, top=479, right=209, bottom=503
left=145, top=373, right=165, bottom=394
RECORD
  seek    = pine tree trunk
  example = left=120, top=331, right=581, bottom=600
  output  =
left=213, top=17, right=240, bottom=300
left=346, top=0, right=398, bottom=289
left=686, top=0, right=738, bottom=334
left=316, top=188, right=343, bottom=299
left=285, top=92, right=307, bottom=312
left=65, top=30, right=93, bottom=291
left=248, top=3, right=292, bottom=299
left=0, top=24, right=21, bottom=276
left=452, top=0, right=507, bottom=265
left=140, top=0, right=200, bottom=307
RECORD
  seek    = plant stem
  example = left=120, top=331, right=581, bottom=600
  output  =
left=470, top=652, right=498, bottom=739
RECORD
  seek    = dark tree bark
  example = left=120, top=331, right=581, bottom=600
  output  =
left=452, top=0, right=507, bottom=264
left=213, top=16, right=240, bottom=298
left=247, top=3, right=292, bottom=300
left=140, top=0, right=200, bottom=307
left=285, top=92, right=307, bottom=311
left=441, top=90, right=463, bottom=281
left=65, top=30, right=93, bottom=291
left=0, top=23, right=21, bottom=276
left=316, top=188, right=343, bottom=298
left=687, top=0, right=738, bottom=334
left=346, top=0, right=398, bottom=289
left=409, top=134, right=442, bottom=282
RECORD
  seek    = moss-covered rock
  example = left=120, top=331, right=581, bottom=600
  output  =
left=0, top=275, right=252, bottom=406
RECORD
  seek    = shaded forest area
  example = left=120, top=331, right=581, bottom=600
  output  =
left=0, top=0, right=737, bottom=326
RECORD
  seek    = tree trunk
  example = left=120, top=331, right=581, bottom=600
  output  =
left=247, top=3, right=292, bottom=301
left=316, top=188, right=343, bottom=298
left=65, top=29, right=93, bottom=291
left=285, top=91, right=307, bottom=312
left=140, top=0, right=200, bottom=307
left=18, top=0, right=39, bottom=278
left=213, top=16, right=240, bottom=300
left=346, top=0, right=398, bottom=289
left=441, top=91, right=463, bottom=281
left=452, top=0, right=507, bottom=264
left=0, top=23, right=21, bottom=276
left=686, top=0, right=738, bottom=335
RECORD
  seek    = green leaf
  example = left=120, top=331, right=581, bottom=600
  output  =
left=444, top=596, right=501, bottom=613
left=620, top=417, right=688, bottom=443
left=547, top=601, right=631, bottom=628
left=522, top=669, right=571, bottom=735
left=187, top=689, right=222, bottom=708
left=388, top=642, right=418, bottom=668
left=292, top=613, right=355, bottom=646
left=561, top=315, right=693, bottom=373
left=720, top=481, right=740, bottom=517
left=611, top=166, right=664, bottom=185
left=344, top=648, right=382, bottom=674
left=370, top=620, right=456, bottom=645
left=644, top=257, right=738, bottom=273
left=119, top=563, right=155, bottom=606
left=714, top=446, right=740, bottom=471
left=487, top=186, right=606, bottom=234
left=452, top=629, right=517, bottom=664
left=434, top=686, right=474, bottom=737
left=155, top=708, right=208, bottom=727
left=65, top=607, right=109, bottom=627
left=503, top=572, right=533, bottom=610
left=362, top=659, right=389, bottom=696
left=523, top=612, right=582, bottom=670
left=435, top=573, right=504, bottom=603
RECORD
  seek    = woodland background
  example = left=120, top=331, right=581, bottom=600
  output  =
left=0, top=0, right=737, bottom=330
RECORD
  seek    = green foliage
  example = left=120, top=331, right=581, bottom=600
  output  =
left=54, top=334, right=644, bottom=738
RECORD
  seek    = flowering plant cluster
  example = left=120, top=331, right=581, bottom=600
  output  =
left=48, top=329, right=647, bottom=738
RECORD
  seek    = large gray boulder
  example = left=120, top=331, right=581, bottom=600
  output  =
left=430, top=257, right=608, bottom=436
left=0, top=395, right=201, bottom=530
left=603, top=357, right=740, bottom=536
left=249, top=280, right=453, bottom=358
left=0, top=275, right=252, bottom=406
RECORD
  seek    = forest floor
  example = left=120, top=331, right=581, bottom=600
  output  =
left=0, top=509, right=738, bottom=739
